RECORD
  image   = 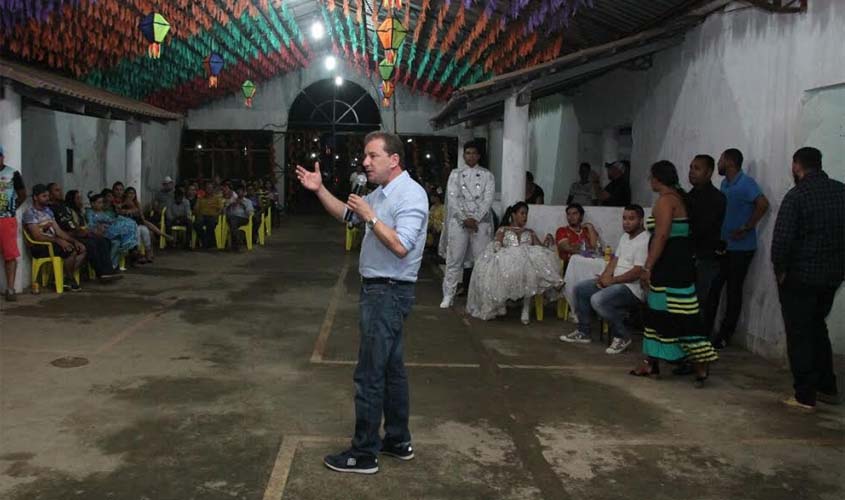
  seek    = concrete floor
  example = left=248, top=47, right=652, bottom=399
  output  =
left=1, top=215, right=843, bottom=500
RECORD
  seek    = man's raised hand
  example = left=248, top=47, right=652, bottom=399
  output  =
left=295, top=161, right=322, bottom=192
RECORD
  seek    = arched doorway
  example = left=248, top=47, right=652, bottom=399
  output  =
left=285, top=79, right=381, bottom=214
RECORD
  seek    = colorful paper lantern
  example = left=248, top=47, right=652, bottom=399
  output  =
left=379, top=58, right=396, bottom=81
left=242, top=80, right=257, bottom=107
left=204, top=53, right=224, bottom=88
left=377, top=17, right=407, bottom=51
left=382, top=0, right=403, bottom=9
left=380, top=81, right=394, bottom=107
left=139, top=13, right=170, bottom=59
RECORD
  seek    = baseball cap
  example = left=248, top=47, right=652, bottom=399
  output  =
left=162, top=176, right=174, bottom=183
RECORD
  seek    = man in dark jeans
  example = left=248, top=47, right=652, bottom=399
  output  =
left=48, top=183, right=120, bottom=281
left=296, top=131, right=428, bottom=474
left=772, top=147, right=844, bottom=411
left=707, top=148, right=769, bottom=348
left=671, top=155, right=725, bottom=375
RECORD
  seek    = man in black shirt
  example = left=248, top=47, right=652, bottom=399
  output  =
left=687, top=154, right=726, bottom=320
left=47, top=183, right=120, bottom=281
left=599, top=161, right=631, bottom=207
left=772, top=147, right=844, bottom=410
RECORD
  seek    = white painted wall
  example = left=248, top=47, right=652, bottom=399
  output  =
left=562, top=0, right=845, bottom=359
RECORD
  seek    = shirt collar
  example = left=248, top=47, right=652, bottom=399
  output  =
left=382, top=170, right=409, bottom=198
left=726, top=171, right=745, bottom=187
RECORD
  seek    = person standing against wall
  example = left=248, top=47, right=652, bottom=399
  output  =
left=439, top=141, right=495, bottom=308
left=296, top=131, right=428, bottom=474
left=598, top=161, right=631, bottom=207
left=772, top=147, right=844, bottom=411
left=0, top=146, right=26, bottom=301
left=707, top=148, right=769, bottom=349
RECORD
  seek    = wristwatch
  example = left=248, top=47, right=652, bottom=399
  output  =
left=367, top=216, right=379, bottom=230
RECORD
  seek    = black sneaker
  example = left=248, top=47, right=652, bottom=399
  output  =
left=5, top=289, right=16, bottom=302
left=70, top=282, right=82, bottom=292
left=323, top=449, right=378, bottom=474
left=381, top=441, right=415, bottom=461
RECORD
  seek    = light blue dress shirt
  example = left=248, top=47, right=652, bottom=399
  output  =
left=355, top=171, right=429, bottom=282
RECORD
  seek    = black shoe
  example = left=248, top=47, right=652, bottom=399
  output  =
left=5, top=289, right=16, bottom=302
left=817, top=392, right=842, bottom=406
left=381, top=441, right=415, bottom=461
left=323, top=449, right=378, bottom=474
left=70, top=282, right=82, bottom=292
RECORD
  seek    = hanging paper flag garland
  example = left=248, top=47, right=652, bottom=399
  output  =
left=139, top=13, right=170, bottom=59
left=204, top=53, right=224, bottom=88
left=242, top=80, right=256, bottom=107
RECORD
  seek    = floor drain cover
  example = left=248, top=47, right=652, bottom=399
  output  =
left=50, top=356, right=89, bottom=368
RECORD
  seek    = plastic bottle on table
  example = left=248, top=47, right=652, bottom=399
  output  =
left=604, top=245, right=612, bottom=262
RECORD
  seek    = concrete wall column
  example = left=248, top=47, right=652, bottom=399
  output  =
left=501, top=94, right=529, bottom=209
left=125, top=122, right=143, bottom=201
left=0, top=83, right=27, bottom=293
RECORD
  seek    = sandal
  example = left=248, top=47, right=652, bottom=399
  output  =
left=629, top=359, right=660, bottom=378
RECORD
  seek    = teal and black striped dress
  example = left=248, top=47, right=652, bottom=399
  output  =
left=643, top=216, right=719, bottom=363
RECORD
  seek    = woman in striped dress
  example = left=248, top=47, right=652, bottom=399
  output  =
left=630, top=161, right=718, bottom=386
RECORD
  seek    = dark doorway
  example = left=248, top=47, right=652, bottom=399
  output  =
left=285, top=79, right=381, bottom=214
left=179, top=130, right=275, bottom=184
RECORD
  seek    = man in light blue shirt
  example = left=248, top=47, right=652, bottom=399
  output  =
left=296, top=131, right=428, bottom=475
left=706, top=148, right=770, bottom=349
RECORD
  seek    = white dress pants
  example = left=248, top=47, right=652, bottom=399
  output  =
left=442, top=219, right=492, bottom=298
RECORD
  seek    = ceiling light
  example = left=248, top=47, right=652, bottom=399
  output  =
left=334, top=76, right=343, bottom=86
left=325, top=55, right=337, bottom=70
left=425, top=153, right=431, bottom=159
left=310, top=152, right=317, bottom=158
left=406, top=138, right=413, bottom=143
left=196, top=143, right=203, bottom=150
left=335, top=155, right=340, bottom=159
left=311, top=22, right=325, bottom=40
left=313, top=138, right=319, bottom=142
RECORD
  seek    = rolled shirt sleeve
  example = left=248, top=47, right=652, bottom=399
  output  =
left=393, top=194, right=428, bottom=253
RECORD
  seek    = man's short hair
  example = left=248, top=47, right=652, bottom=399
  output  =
left=463, top=140, right=484, bottom=156
left=624, top=204, right=644, bottom=219
left=579, top=162, right=591, bottom=170
left=566, top=203, right=585, bottom=216
left=31, top=183, right=49, bottom=197
left=793, top=147, right=822, bottom=171
left=526, top=171, right=534, bottom=182
left=364, top=131, right=404, bottom=165
left=722, top=148, right=744, bottom=168
left=694, top=154, right=715, bottom=171
left=46, top=182, right=58, bottom=191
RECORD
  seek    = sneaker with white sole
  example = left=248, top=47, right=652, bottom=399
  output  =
left=559, top=330, right=591, bottom=344
left=323, top=449, right=379, bottom=474
left=381, top=441, right=415, bottom=461
left=606, top=337, right=632, bottom=355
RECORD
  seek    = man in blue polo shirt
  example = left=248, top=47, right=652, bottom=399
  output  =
left=705, top=148, right=770, bottom=349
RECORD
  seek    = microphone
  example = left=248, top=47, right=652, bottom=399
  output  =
left=344, top=173, right=368, bottom=223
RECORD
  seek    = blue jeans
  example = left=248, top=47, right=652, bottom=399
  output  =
left=352, top=281, right=415, bottom=457
left=574, top=279, right=640, bottom=340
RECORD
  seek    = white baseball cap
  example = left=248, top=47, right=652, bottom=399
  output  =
left=162, top=176, right=174, bottom=184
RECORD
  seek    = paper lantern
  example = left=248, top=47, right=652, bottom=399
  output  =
left=378, top=58, right=396, bottom=81
left=382, top=0, right=403, bottom=9
left=242, top=80, right=257, bottom=107
left=377, top=17, right=407, bottom=51
left=380, top=81, right=394, bottom=107
left=204, top=53, right=224, bottom=88
left=139, top=13, right=170, bottom=59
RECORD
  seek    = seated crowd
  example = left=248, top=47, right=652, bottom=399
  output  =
left=2, top=173, right=279, bottom=299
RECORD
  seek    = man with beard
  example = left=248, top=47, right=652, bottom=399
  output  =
left=772, top=147, right=844, bottom=410
left=707, top=148, right=769, bottom=349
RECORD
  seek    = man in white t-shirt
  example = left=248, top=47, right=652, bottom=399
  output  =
left=560, top=205, right=649, bottom=354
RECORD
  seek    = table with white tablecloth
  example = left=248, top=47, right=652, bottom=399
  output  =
left=562, top=254, right=608, bottom=321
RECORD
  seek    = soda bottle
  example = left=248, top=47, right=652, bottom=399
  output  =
left=604, top=245, right=612, bottom=262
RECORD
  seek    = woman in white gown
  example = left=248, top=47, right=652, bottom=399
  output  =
left=467, top=202, right=564, bottom=324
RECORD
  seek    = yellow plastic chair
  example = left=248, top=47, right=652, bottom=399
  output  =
left=226, top=213, right=254, bottom=251
left=23, top=230, right=79, bottom=293
left=158, top=207, right=190, bottom=249
left=257, top=212, right=266, bottom=246
left=215, top=215, right=228, bottom=250
left=556, top=260, right=571, bottom=320
left=345, top=225, right=360, bottom=252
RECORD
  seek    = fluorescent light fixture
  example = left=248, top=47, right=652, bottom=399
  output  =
left=311, top=22, right=324, bottom=40
left=334, top=76, right=343, bottom=86
left=325, top=55, right=337, bottom=70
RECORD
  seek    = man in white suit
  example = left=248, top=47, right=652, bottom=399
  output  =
left=440, top=141, right=496, bottom=308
